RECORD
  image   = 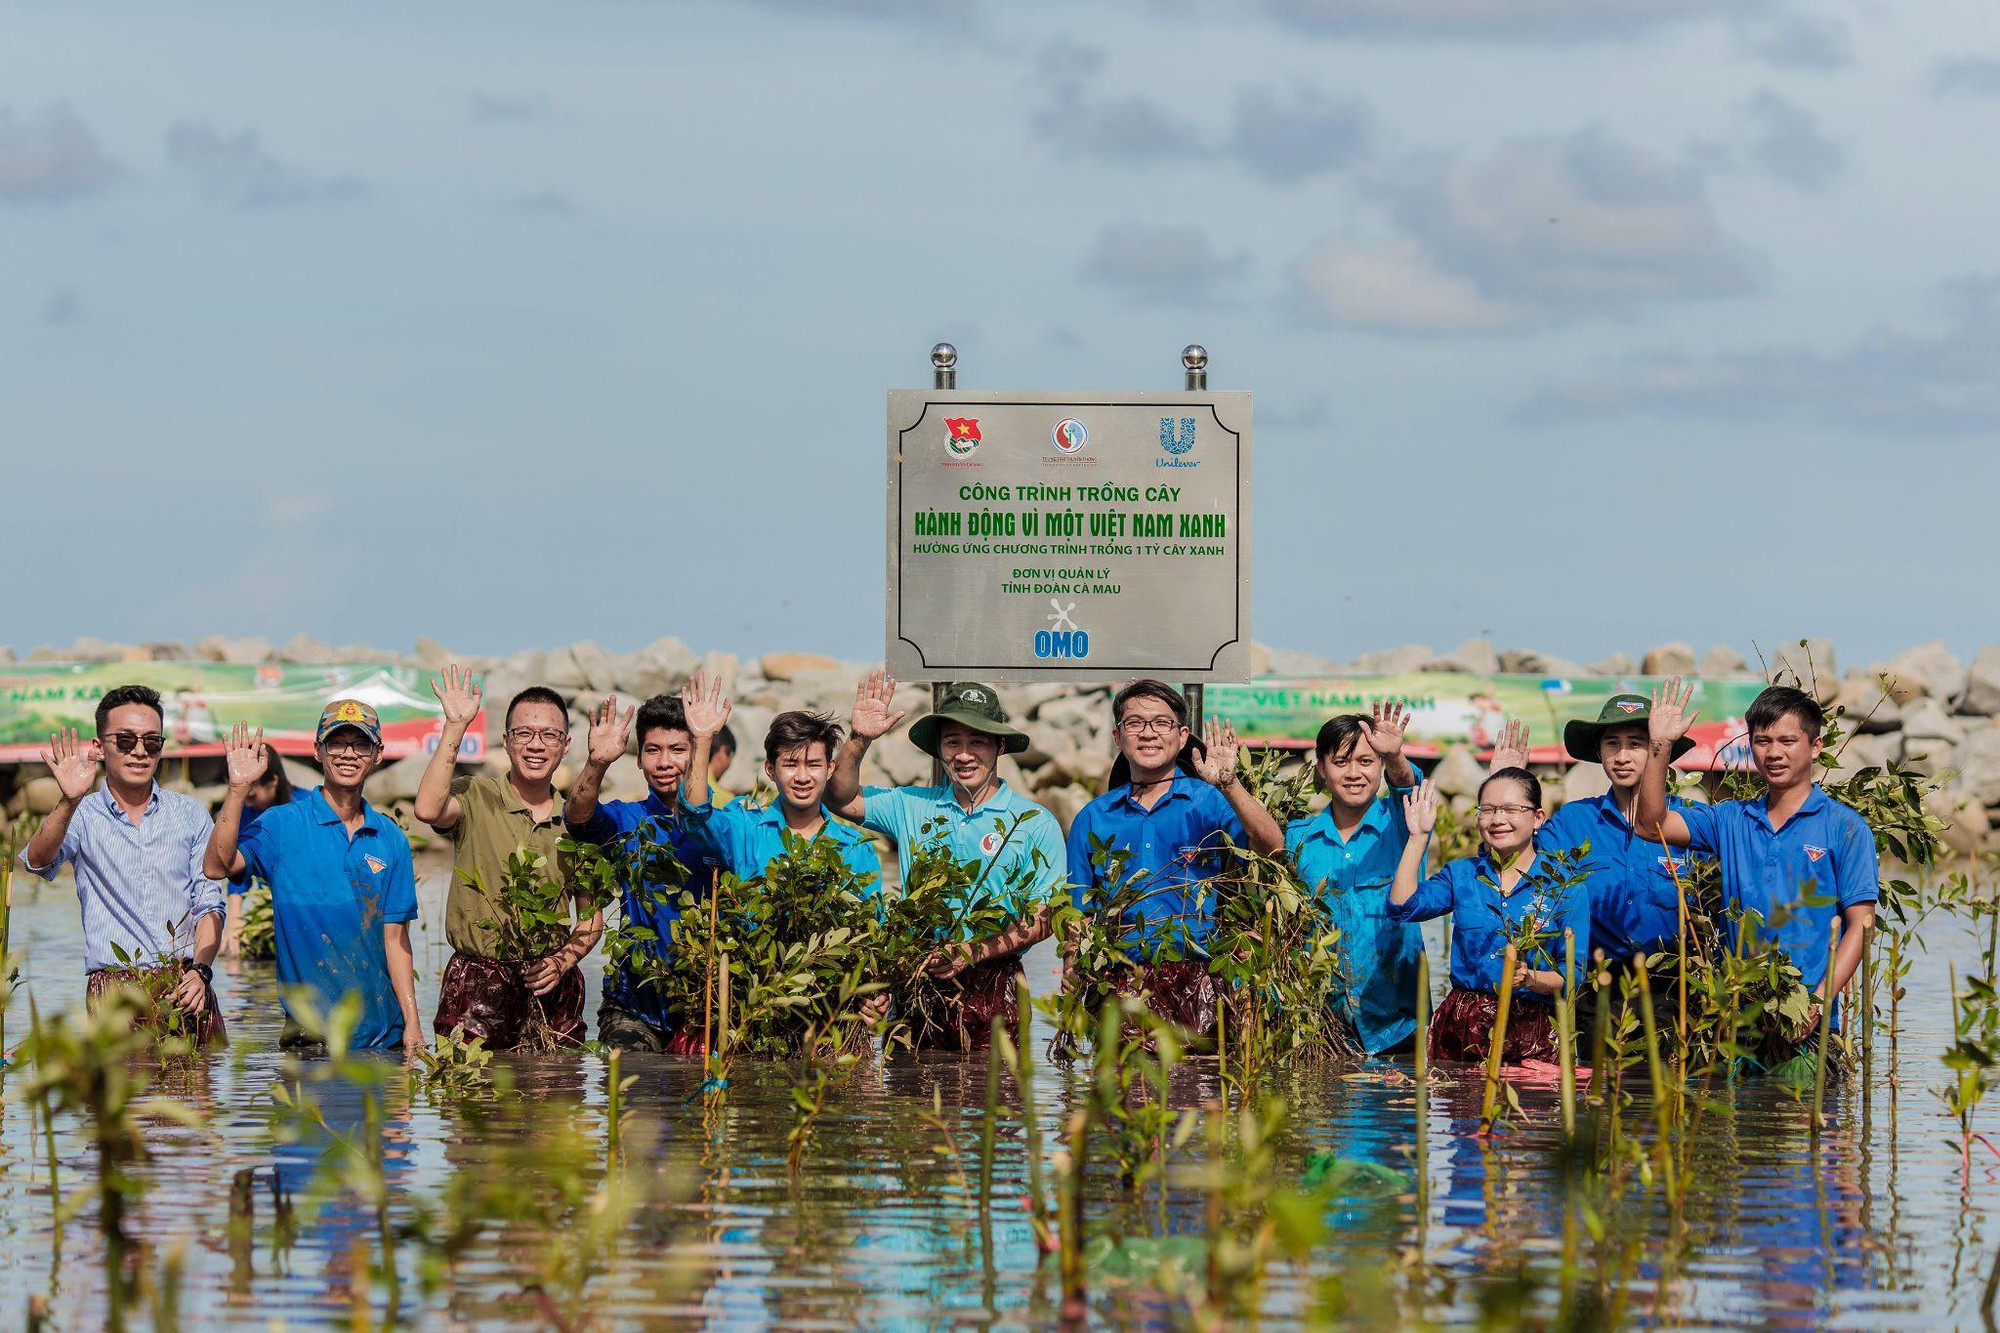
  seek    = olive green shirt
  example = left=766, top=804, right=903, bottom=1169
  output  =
left=443, top=773, right=570, bottom=959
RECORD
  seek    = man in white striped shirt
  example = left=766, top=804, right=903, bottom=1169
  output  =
left=19, top=684, right=227, bottom=1044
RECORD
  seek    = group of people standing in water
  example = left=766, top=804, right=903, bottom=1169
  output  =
left=18, top=662, right=1878, bottom=1067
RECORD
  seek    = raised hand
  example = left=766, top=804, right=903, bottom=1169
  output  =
left=679, top=668, right=733, bottom=740
left=585, top=695, right=634, bottom=767
left=1194, top=718, right=1241, bottom=787
left=1491, top=719, right=1530, bottom=771
left=431, top=663, right=483, bottom=728
left=851, top=667, right=908, bottom=742
left=1403, top=780, right=1440, bottom=836
left=1649, top=676, right=1699, bottom=744
left=41, top=726, right=100, bottom=803
left=1365, top=699, right=1411, bottom=758
left=223, top=722, right=267, bottom=792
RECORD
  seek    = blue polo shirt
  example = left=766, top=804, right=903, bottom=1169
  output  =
left=860, top=782, right=1065, bottom=936
left=1679, top=786, right=1878, bottom=994
left=1287, top=790, right=1423, bottom=1055
left=229, top=787, right=317, bottom=894
left=679, top=796, right=882, bottom=892
left=567, top=791, right=719, bottom=1032
left=237, top=788, right=418, bottom=1049
left=1386, top=849, right=1591, bottom=1004
left=1066, top=776, right=1244, bottom=957
left=1539, top=792, right=1703, bottom=966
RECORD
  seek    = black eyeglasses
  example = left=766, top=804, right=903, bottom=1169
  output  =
left=102, top=732, right=167, bottom=756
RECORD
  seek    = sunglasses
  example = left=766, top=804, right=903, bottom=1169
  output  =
left=102, top=732, right=167, bottom=756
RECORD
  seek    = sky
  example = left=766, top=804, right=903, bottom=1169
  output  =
left=4, top=0, right=1996, bottom=673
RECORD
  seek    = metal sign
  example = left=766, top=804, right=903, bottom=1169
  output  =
left=886, top=387, right=1252, bottom=683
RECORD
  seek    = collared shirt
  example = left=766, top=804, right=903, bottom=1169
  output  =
left=566, top=790, right=720, bottom=1031
left=20, top=783, right=226, bottom=973
left=443, top=773, right=571, bottom=959
left=1287, top=787, right=1423, bottom=1054
left=860, top=782, right=1066, bottom=938
left=1386, top=849, right=1591, bottom=1005
left=239, top=788, right=418, bottom=1049
left=228, top=787, right=317, bottom=894
left=1065, top=776, right=1244, bottom=956
left=679, top=795, right=882, bottom=890
left=1539, top=792, right=1704, bottom=966
left=1679, top=785, right=1878, bottom=994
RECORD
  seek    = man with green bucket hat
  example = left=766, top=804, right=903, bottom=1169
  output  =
left=1495, top=692, right=1705, bottom=982
left=826, top=669, right=1065, bottom=1050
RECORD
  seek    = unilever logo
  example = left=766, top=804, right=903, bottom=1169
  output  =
left=1159, top=417, right=1194, bottom=455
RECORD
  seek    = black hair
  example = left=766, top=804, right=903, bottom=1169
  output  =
left=1313, top=714, right=1370, bottom=764
left=257, top=747, right=295, bottom=804
left=1479, top=766, right=1543, bottom=808
left=1745, top=684, right=1824, bottom=740
left=635, top=694, right=689, bottom=746
left=1107, top=678, right=1205, bottom=789
left=714, top=724, right=738, bottom=757
left=95, top=684, right=165, bottom=734
left=764, top=710, right=843, bottom=765
left=505, top=685, right=569, bottom=729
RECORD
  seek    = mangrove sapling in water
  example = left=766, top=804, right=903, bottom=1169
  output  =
left=468, top=850, right=604, bottom=1053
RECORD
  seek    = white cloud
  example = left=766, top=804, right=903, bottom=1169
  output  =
left=1292, top=238, right=1515, bottom=333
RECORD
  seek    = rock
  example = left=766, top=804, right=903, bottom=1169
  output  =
left=1430, top=744, right=1485, bottom=798
left=66, top=636, right=130, bottom=662
left=1928, top=788, right=1990, bottom=859
left=364, top=752, right=433, bottom=805
left=760, top=651, right=840, bottom=682
left=23, top=776, right=63, bottom=816
left=1033, top=694, right=1107, bottom=751
left=1826, top=731, right=1899, bottom=781
left=1770, top=638, right=1837, bottom=702
left=412, top=636, right=454, bottom=670
left=280, top=634, right=335, bottom=664
left=1959, top=646, right=2000, bottom=717
left=568, top=640, right=619, bottom=693
left=1559, top=764, right=1610, bottom=805
left=1587, top=652, right=1636, bottom=677
left=1352, top=644, right=1432, bottom=675
left=1641, top=642, right=1697, bottom=677
left=1037, top=783, right=1095, bottom=833
left=1422, top=638, right=1500, bottom=677
left=699, top=648, right=738, bottom=692
left=1957, top=723, right=2000, bottom=805
left=1901, top=737, right=1953, bottom=779
left=1699, top=645, right=1748, bottom=676
left=867, top=733, right=932, bottom=788
left=1268, top=648, right=1343, bottom=676
left=281, top=758, right=321, bottom=791
left=1498, top=649, right=1586, bottom=678
left=539, top=646, right=590, bottom=692
left=1884, top=639, right=1967, bottom=706
left=1902, top=699, right=1966, bottom=745
left=1249, top=641, right=1273, bottom=677
left=1831, top=671, right=1900, bottom=734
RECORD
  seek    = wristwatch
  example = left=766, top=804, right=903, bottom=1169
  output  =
left=190, top=962, right=215, bottom=986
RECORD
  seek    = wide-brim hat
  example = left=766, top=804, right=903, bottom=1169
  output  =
left=1563, top=693, right=1694, bottom=765
left=908, top=682, right=1030, bottom=758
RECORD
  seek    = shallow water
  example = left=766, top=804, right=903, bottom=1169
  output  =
left=0, top=865, right=1994, bottom=1329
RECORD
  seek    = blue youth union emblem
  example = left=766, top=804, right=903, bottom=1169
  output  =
left=1159, top=417, right=1195, bottom=455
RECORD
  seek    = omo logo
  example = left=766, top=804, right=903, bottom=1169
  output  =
left=1159, top=417, right=1195, bottom=455
left=1035, top=599, right=1089, bottom=660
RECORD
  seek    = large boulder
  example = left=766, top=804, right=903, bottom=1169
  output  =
left=538, top=646, right=591, bottom=692
left=279, top=634, right=336, bottom=664
left=1831, top=671, right=1901, bottom=734
left=1499, top=648, right=1587, bottom=678
left=1959, top=646, right=2000, bottom=717
left=616, top=637, right=702, bottom=698
left=1826, top=732, right=1899, bottom=781
left=1770, top=638, right=1838, bottom=702
left=1037, top=782, right=1095, bottom=834
left=1559, top=763, right=1611, bottom=805
left=1268, top=648, right=1343, bottom=676
left=1641, top=642, right=1697, bottom=676
left=1927, top=787, right=1990, bottom=859
left=1430, top=744, right=1486, bottom=798
left=1902, top=699, right=1966, bottom=745
left=760, top=651, right=840, bottom=682
left=1423, top=638, right=1501, bottom=677
left=1901, top=737, right=1954, bottom=780
left=1587, top=652, right=1636, bottom=677
left=22, top=776, right=63, bottom=816
left=1352, top=644, right=1432, bottom=675
left=566, top=640, right=619, bottom=693
left=1699, top=645, right=1748, bottom=676
left=1884, top=639, right=1967, bottom=706
left=412, top=636, right=455, bottom=670
left=1957, top=722, right=2000, bottom=806
left=364, top=752, right=433, bottom=805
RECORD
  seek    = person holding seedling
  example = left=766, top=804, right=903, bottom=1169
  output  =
left=415, top=664, right=603, bottom=1049
left=1388, top=771, right=1590, bottom=1064
left=203, top=702, right=422, bottom=1057
left=825, top=669, right=1065, bottom=1048
left=1635, top=679, right=1878, bottom=1036
left=19, top=683, right=228, bottom=1045
left=1063, top=679, right=1283, bottom=1038
left=1284, top=701, right=1425, bottom=1056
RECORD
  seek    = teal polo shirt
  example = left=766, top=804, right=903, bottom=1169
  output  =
left=679, top=796, right=882, bottom=891
left=1287, top=789, right=1424, bottom=1055
left=860, top=782, right=1066, bottom=936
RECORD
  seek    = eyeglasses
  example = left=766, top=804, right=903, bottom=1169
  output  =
left=102, top=732, right=166, bottom=756
left=1118, top=717, right=1183, bottom=737
left=323, top=739, right=379, bottom=757
left=507, top=727, right=569, bottom=747
left=1475, top=803, right=1538, bottom=818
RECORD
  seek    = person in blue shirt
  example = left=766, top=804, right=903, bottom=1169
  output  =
left=204, top=701, right=422, bottom=1057
left=826, top=670, right=1066, bottom=1049
left=1285, top=702, right=1424, bottom=1057
left=1388, top=771, right=1590, bottom=1065
left=219, top=746, right=308, bottom=958
left=1064, top=679, right=1283, bottom=1038
left=564, top=691, right=720, bottom=1055
left=1636, top=680, right=1879, bottom=1036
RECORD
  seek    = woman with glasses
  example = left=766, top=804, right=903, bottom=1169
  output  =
left=18, top=683, right=228, bottom=1046
left=1387, top=770, right=1590, bottom=1065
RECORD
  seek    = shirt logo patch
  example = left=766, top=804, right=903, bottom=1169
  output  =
left=1657, top=855, right=1686, bottom=873
left=980, top=830, right=1004, bottom=856
left=1616, top=700, right=1643, bottom=713
left=364, top=855, right=387, bottom=875
left=1804, top=845, right=1827, bottom=863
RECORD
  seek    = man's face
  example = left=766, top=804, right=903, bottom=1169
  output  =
left=767, top=742, right=832, bottom=813
left=639, top=727, right=693, bottom=797
left=1750, top=712, right=1822, bottom=791
left=317, top=728, right=382, bottom=791
left=710, top=745, right=735, bottom=781
left=1114, top=697, right=1186, bottom=775
left=504, top=701, right=570, bottom=784
left=1599, top=725, right=1651, bottom=790
left=1316, top=740, right=1381, bottom=812
left=97, top=702, right=166, bottom=788
left=938, top=723, right=1001, bottom=791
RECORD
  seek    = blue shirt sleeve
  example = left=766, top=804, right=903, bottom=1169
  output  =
left=1561, top=877, right=1591, bottom=985
left=1833, top=807, right=1881, bottom=909
left=1065, top=806, right=1099, bottom=908
left=238, top=815, right=275, bottom=884
left=564, top=802, right=618, bottom=845
left=1538, top=802, right=1589, bottom=857
left=1020, top=806, right=1069, bottom=901
left=858, top=785, right=914, bottom=844
left=1386, top=860, right=1457, bottom=923
left=1679, top=799, right=1720, bottom=855
left=20, top=828, right=78, bottom=880
left=384, top=834, right=420, bottom=924
left=842, top=834, right=884, bottom=896
left=1208, top=784, right=1247, bottom=846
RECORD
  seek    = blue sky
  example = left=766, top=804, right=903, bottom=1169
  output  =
left=4, top=0, right=1995, bottom=671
